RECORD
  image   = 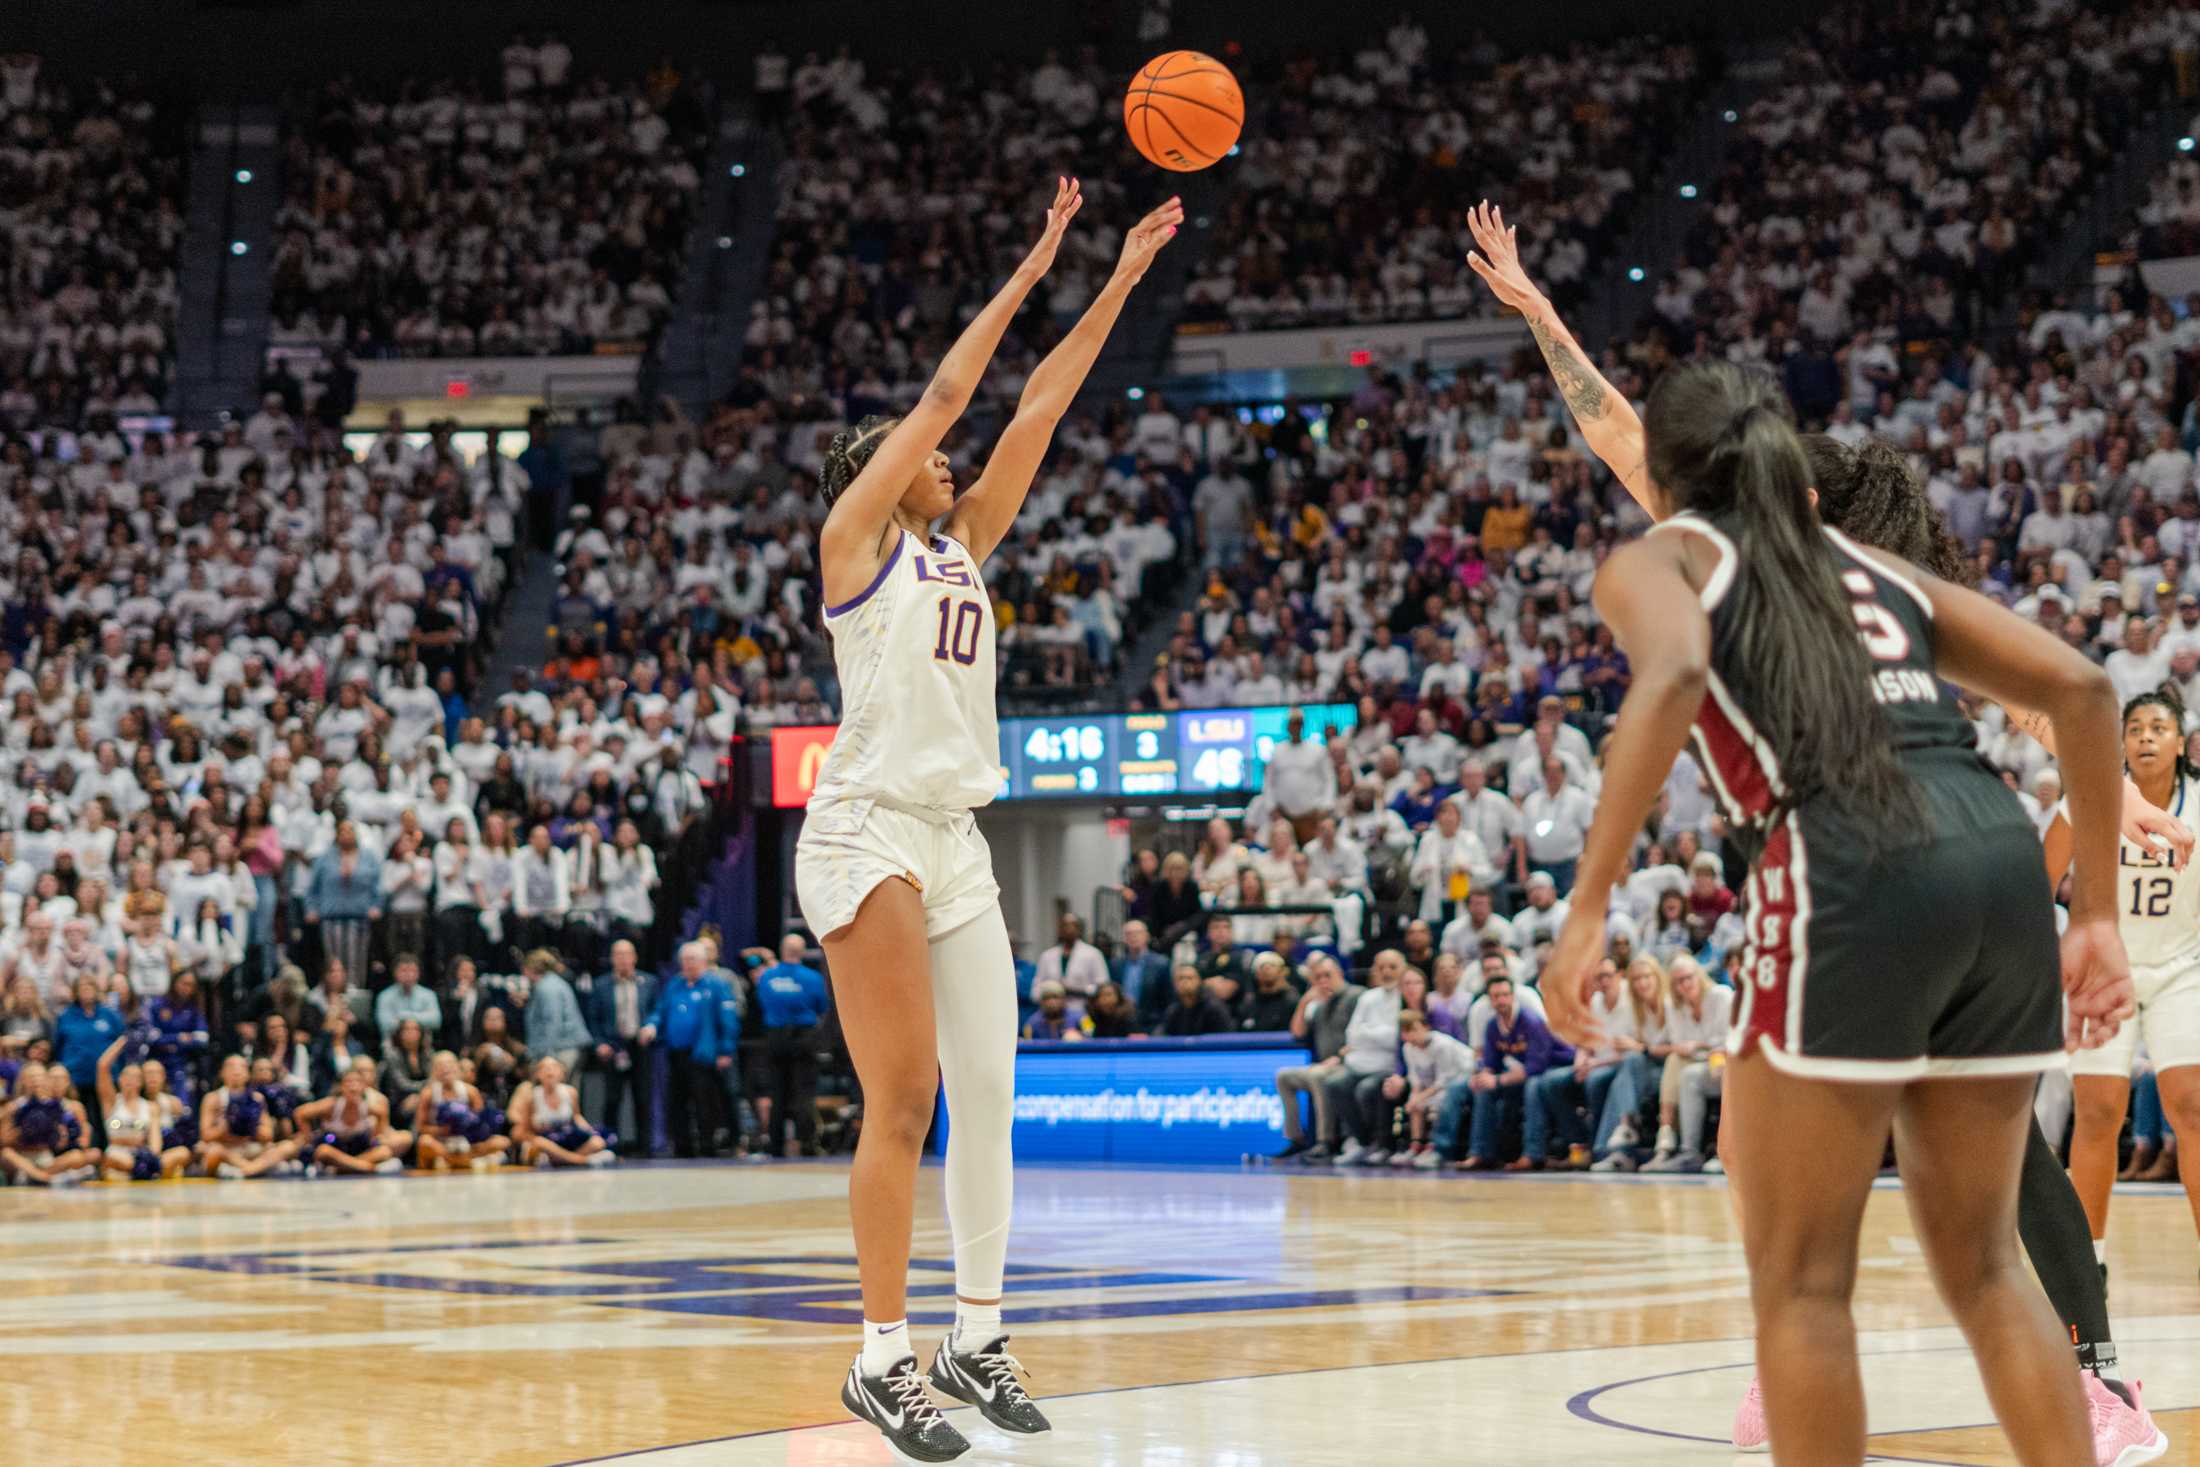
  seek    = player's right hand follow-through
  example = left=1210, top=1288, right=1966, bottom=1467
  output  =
left=1017, top=176, right=1083, bottom=278
left=2059, top=917, right=2135, bottom=1051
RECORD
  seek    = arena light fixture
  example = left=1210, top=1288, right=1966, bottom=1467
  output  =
left=716, top=235, right=733, bottom=249
left=2182, top=136, right=2196, bottom=153
left=1679, top=183, right=1698, bottom=199
left=234, top=168, right=253, bottom=184
left=1722, top=109, right=1738, bottom=123
left=729, top=163, right=747, bottom=177
left=1127, top=387, right=1145, bottom=401
left=230, top=241, right=248, bottom=256
left=1627, top=266, right=1645, bottom=282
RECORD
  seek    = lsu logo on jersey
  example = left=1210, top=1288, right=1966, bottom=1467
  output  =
left=914, top=553, right=973, bottom=588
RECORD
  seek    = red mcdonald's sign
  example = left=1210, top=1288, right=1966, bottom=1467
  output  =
left=770, top=725, right=838, bottom=808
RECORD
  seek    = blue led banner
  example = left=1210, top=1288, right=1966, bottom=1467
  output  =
left=934, top=1038, right=1314, bottom=1164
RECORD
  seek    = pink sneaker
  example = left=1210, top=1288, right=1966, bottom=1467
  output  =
left=1732, top=1372, right=1769, bottom=1454
left=2086, top=1374, right=2168, bottom=1467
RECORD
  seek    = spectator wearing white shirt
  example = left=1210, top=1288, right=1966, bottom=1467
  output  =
left=1407, top=800, right=1495, bottom=923
left=1510, top=872, right=1569, bottom=952
left=1519, top=758, right=1596, bottom=893
left=511, top=824, right=571, bottom=956
left=1642, top=957, right=1733, bottom=1169
left=1395, top=1009, right=1477, bottom=1169
left=1361, top=625, right=1411, bottom=685
left=1264, top=710, right=1336, bottom=840
left=1303, top=817, right=1368, bottom=893
left=1398, top=708, right=1462, bottom=780
left=1034, top=913, right=1109, bottom=1004
left=1444, top=762, right=1524, bottom=898
left=1440, top=887, right=1514, bottom=964
left=2103, top=617, right=2168, bottom=706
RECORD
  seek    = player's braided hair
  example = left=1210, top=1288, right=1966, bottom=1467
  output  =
left=2124, top=683, right=2198, bottom=783
left=1800, top=433, right=1975, bottom=586
left=820, top=415, right=900, bottom=506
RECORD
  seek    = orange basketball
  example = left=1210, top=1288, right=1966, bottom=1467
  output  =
left=1124, top=51, right=1243, bottom=172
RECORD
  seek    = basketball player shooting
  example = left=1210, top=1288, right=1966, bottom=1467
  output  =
left=794, top=178, right=1183, bottom=1463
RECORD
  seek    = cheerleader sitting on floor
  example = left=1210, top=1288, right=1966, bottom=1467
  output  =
left=511, top=1055, right=617, bottom=1169
left=97, top=1035, right=190, bottom=1180
left=1, top=1061, right=98, bottom=1185
left=415, top=1050, right=511, bottom=1173
left=294, top=1068, right=412, bottom=1176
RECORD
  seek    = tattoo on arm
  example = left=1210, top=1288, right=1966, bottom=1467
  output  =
left=2013, top=707, right=2053, bottom=744
left=1528, top=317, right=1609, bottom=423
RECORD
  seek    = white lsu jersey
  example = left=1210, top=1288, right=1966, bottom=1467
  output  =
left=809, top=528, right=1001, bottom=813
left=2110, top=775, right=2200, bottom=969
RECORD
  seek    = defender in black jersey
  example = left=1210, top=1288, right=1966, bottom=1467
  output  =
left=1539, top=362, right=2134, bottom=1466
left=1655, top=510, right=2067, bottom=1076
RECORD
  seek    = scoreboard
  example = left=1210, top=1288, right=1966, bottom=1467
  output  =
left=769, top=702, right=1358, bottom=807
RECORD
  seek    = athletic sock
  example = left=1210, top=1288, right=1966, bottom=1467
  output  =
left=860, top=1318, right=911, bottom=1377
left=953, top=1301, right=1003, bottom=1352
left=2093, top=1237, right=2108, bottom=1267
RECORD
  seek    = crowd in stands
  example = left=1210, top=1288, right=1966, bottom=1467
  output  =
left=0, top=55, right=187, bottom=429
left=1181, top=18, right=1703, bottom=330
left=1658, top=0, right=2177, bottom=369
left=764, top=46, right=1145, bottom=419
left=1059, top=66, right=2200, bottom=1176
left=268, top=37, right=711, bottom=359
left=0, top=385, right=845, bottom=1184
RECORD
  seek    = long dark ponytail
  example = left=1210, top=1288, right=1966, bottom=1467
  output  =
left=1644, top=363, right=1921, bottom=838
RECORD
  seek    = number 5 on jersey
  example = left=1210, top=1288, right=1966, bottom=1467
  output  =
left=933, top=597, right=984, bottom=666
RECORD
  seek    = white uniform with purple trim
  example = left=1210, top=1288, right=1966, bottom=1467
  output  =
left=796, top=529, right=1003, bottom=940
left=2067, top=775, right=2200, bottom=1077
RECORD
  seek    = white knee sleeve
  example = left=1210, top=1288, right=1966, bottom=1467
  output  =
left=928, top=904, right=1019, bottom=1300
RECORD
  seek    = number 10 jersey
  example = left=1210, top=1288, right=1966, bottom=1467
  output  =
left=810, top=529, right=1002, bottom=814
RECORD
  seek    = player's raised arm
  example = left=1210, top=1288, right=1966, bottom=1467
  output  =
left=950, top=194, right=1185, bottom=564
left=818, top=177, right=1083, bottom=603
left=1465, top=201, right=1654, bottom=512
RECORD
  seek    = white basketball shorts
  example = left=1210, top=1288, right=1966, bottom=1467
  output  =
left=2071, top=950, right=2200, bottom=1077
left=795, top=797, right=1000, bottom=942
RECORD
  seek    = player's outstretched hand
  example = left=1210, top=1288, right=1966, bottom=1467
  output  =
left=2122, top=783, right=2195, bottom=870
left=1540, top=904, right=1609, bottom=1048
left=1019, top=176, right=1084, bottom=278
left=1464, top=200, right=1542, bottom=314
left=1114, top=195, right=1186, bottom=286
left=2060, top=917, right=2135, bottom=1051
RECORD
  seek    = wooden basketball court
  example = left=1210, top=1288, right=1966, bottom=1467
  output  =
left=4, top=1162, right=2193, bottom=1464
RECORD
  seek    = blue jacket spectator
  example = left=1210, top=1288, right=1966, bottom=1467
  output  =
left=55, top=989, right=123, bottom=1094
left=645, top=963, right=741, bottom=1064
left=755, top=958, right=829, bottom=1030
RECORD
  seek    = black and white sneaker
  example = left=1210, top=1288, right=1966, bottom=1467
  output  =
left=841, top=1355, right=970, bottom=1462
left=927, top=1334, right=1052, bottom=1435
